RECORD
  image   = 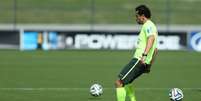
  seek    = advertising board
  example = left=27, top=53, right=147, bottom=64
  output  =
left=0, top=30, right=19, bottom=49
left=34, top=31, right=187, bottom=50
left=188, top=31, right=201, bottom=51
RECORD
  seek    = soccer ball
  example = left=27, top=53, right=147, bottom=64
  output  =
left=169, top=88, right=184, bottom=101
left=89, top=83, right=103, bottom=97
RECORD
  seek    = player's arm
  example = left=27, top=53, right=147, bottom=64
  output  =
left=144, top=48, right=158, bottom=73
left=141, top=35, right=155, bottom=63
left=150, top=48, right=158, bottom=65
left=144, top=35, right=155, bottom=55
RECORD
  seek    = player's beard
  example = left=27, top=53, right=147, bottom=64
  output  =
left=136, top=19, right=143, bottom=24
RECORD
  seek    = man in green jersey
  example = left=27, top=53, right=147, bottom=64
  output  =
left=115, top=5, right=158, bottom=101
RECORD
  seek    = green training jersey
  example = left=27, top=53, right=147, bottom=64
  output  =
left=133, top=20, right=158, bottom=64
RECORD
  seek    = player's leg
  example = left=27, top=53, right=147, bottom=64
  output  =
left=124, top=60, right=146, bottom=101
left=115, top=80, right=126, bottom=101
left=125, top=84, right=136, bottom=101
left=115, top=58, right=145, bottom=101
left=115, top=58, right=138, bottom=101
left=115, top=82, right=137, bottom=101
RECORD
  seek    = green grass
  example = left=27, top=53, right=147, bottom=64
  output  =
left=1, top=0, right=201, bottom=24
left=0, top=50, right=200, bottom=101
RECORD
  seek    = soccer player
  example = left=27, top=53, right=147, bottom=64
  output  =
left=115, top=5, right=158, bottom=101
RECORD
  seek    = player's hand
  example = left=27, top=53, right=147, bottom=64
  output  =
left=140, top=56, right=146, bottom=64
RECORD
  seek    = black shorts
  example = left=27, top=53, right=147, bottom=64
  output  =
left=118, top=58, right=146, bottom=85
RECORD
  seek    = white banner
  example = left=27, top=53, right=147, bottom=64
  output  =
left=56, top=32, right=186, bottom=50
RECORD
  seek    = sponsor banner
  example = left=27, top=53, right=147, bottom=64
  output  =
left=158, top=32, right=187, bottom=50
left=21, top=31, right=58, bottom=50
left=56, top=31, right=187, bottom=50
left=22, top=32, right=38, bottom=50
left=188, top=32, right=201, bottom=51
left=0, top=30, right=19, bottom=49
left=20, top=31, right=187, bottom=50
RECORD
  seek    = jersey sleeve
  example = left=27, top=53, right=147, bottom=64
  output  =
left=144, top=24, right=155, bottom=37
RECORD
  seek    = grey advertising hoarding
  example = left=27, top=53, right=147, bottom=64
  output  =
left=0, top=30, right=19, bottom=49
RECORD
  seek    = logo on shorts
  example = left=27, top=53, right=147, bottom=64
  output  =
left=189, top=32, right=201, bottom=51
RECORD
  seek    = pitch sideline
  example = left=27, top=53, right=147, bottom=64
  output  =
left=0, top=87, right=200, bottom=91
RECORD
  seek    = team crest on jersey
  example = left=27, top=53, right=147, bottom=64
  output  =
left=146, top=27, right=153, bottom=36
left=146, top=27, right=152, bottom=35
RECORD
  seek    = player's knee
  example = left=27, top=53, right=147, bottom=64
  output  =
left=115, top=80, right=123, bottom=87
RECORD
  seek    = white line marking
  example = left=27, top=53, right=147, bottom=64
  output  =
left=0, top=88, right=200, bottom=91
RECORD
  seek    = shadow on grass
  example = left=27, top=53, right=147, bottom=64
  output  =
left=88, top=96, right=103, bottom=100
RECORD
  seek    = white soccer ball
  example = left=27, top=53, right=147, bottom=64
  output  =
left=90, top=83, right=103, bottom=97
left=169, top=88, right=184, bottom=101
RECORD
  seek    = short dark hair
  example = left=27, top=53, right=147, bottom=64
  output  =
left=135, top=5, right=151, bottom=18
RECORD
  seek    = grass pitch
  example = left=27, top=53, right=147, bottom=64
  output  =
left=0, top=50, right=200, bottom=101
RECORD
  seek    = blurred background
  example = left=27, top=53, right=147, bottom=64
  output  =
left=0, top=0, right=201, bottom=51
left=0, top=0, right=201, bottom=101
left=1, top=0, right=201, bottom=25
